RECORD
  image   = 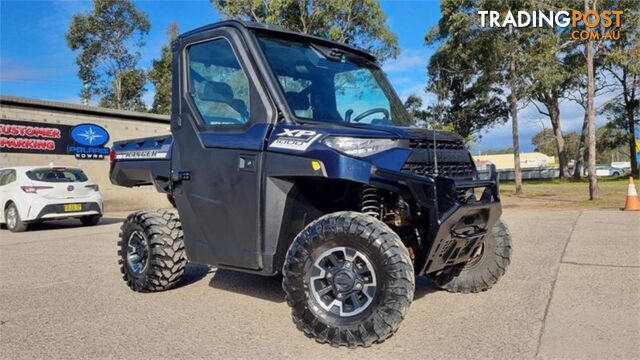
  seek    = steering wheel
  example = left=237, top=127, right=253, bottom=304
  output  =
left=350, top=108, right=390, bottom=123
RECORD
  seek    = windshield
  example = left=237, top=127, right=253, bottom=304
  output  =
left=257, top=36, right=413, bottom=127
left=26, top=168, right=88, bottom=183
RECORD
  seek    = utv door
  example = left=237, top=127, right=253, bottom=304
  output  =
left=171, top=27, right=273, bottom=269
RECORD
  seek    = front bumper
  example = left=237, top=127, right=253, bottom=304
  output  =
left=372, top=165, right=502, bottom=274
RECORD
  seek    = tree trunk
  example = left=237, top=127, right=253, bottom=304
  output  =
left=509, top=25, right=522, bottom=194
left=545, top=98, right=570, bottom=178
left=584, top=0, right=598, bottom=199
left=115, top=74, right=123, bottom=110
left=628, top=110, right=638, bottom=178
left=573, top=112, right=588, bottom=179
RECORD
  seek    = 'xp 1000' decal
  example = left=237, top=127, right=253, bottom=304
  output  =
left=67, top=123, right=110, bottom=160
left=269, top=129, right=322, bottom=152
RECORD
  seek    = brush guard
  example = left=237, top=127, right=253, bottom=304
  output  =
left=371, top=164, right=502, bottom=275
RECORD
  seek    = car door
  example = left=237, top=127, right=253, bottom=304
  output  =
left=171, top=27, right=274, bottom=270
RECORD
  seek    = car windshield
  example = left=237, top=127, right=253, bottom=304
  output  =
left=257, top=35, right=413, bottom=127
left=26, top=168, right=88, bottom=183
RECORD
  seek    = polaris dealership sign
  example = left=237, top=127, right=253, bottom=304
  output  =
left=68, top=123, right=110, bottom=160
left=0, top=119, right=110, bottom=160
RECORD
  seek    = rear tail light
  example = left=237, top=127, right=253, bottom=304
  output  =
left=85, top=184, right=99, bottom=191
left=21, top=186, right=53, bottom=193
left=109, top=149, right=116, bottom=165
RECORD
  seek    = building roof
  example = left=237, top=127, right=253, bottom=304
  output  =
left=0, top=95, right=170, bottom=124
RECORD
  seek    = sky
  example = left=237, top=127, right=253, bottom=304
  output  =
left=0, top=0, right=617, bottom=152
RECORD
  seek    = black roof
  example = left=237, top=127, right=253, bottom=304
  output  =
left=177, top=19, right=376, bottom=62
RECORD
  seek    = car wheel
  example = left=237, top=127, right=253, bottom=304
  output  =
left=5, top=203, right=27, bottom=232
left=118, top=210, right=187, bottom=292
left=80, top=214, right=101, bottom=226
left=427, top=219, right=512, bottom=293
left=282, top=211, right=414, bottom=347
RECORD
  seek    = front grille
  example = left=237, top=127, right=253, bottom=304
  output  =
left=402, top=162, right=476, bottom=178
left=409, top=139, right=465, bottom=150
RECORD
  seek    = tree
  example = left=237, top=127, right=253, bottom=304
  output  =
left=579, top=0, right=614, bottom=199
left=532, top=128, right=580, bottom=162
left=403, top=94, right=428, bottom=126
left=211, top=0, right=399, bottom=61
left=522, top=19, right=577, bottom=179
left=424, top=3, right=509, bottom=139
left=149, top=23, right=179, bottom=115
left=425, top=0, right=518, bottom=191
left=66, top=0, right=150, bottom=110
left=97, top=69, right=147, bottom=112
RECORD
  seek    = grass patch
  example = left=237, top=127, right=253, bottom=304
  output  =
left=498, top=177, right=629, bottom=209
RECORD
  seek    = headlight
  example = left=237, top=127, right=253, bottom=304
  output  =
left=323, top=137, right=400, bottom=157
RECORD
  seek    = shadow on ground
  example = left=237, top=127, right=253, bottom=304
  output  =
left=209, top=269, right=285, bottom=303
left=173, top=263, right=212, bottom=290
left=205, top=267, right=440, bottom=304
left=414, top=276, right=442, bottom=299
left=22, top=217, right=125, bottom=232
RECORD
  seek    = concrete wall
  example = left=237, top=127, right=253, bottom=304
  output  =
left=1, top=99, right=172, bottom=211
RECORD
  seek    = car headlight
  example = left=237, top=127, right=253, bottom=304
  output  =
left=323, top=137, right=400, bottom=157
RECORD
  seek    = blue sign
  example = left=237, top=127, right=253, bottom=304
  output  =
left=68, top=123, right=110, bottom=160
left=70, top=123, right=109, bottom=146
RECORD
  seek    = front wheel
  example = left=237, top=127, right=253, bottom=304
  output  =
left=282, top=212, right=414, bottom=347
left=427, top=219, right=512, bottom=293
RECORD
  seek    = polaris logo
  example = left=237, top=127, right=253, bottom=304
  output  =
left=270, top=129, right=322, bottom=152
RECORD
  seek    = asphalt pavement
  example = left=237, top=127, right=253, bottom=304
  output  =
left=1, top=209, right=638, bottom=359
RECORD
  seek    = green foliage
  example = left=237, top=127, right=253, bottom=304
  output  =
left=424, top=0, right=509, bottom=139
left=211, top=0, right=399, bottom=61
left=148, top=23, right=179, bottom=115
left=403, top=94, right=428, bottom=123
left=97, top=68, right=147, bottom=112
left=481, top=148, right=514, bottom=155
left=66, top=0, right=150, bottom=110
left=531, top=128, right=580, bottom=160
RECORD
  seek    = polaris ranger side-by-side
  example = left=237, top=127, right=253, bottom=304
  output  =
left=110, top=20, right=511, bottom=347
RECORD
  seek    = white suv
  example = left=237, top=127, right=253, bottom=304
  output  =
left=0, top=166, right=103, bottom=232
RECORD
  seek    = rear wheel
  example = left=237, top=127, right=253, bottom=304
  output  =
left=282, top=211, right=414, bottom=347
left=118, top=210, right=187, bottom=292
left=80, top=214, right=101, bottom=226
left=427, top=219, right=512, bottom=293
left=5, top=203, right=27, bottom=233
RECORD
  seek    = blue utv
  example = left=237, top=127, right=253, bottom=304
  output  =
left=109, top=20, right=512, bottom=347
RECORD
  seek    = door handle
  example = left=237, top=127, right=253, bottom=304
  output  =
left=238, top=155, right=256, bottom=172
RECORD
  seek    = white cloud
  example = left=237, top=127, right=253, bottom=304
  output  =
left=383, top=49, right=431, bottom=73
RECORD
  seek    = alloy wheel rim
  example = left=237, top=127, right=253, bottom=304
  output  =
left=6, top=207, right=17, bottom=229
left=126, top=230, right=149, bottom=275
left=309, top=246, right=377, bottom=317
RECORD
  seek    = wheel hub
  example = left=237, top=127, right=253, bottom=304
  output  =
left=6, top=207, right=17, bottom=229
left=309, top=247, right=377, bottom=317
left=126, top=230, right=149, bottom=275
left=332, top=270, right=355, bottom=292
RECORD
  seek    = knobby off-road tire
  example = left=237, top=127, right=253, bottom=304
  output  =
left=282, top=211, right=415, bottom=347
left=427, top=219, right=512, bottom=293
left=118, top=210, right=187, bottom=292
